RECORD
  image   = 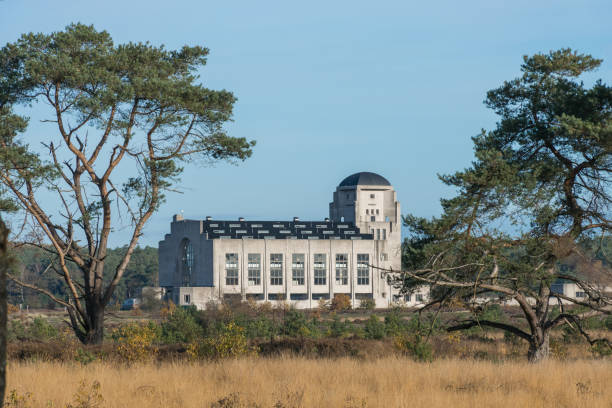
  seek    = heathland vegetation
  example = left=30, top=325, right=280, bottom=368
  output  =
left=5, top=301, right=612, bottom=407
left=7, top=359, right=612, bottom=408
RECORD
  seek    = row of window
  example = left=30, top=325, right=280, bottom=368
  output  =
left=225, top=253, right=371, bottom=286
left=393, top=294, right=425, bottom=303
left=370, top=228, right=387, bottom=240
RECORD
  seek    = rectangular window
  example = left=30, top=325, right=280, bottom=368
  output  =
left=376, top=209, right=379, bottom=214
left=357, top=254, right=370, bottom=285
left=371, top=216, right=376, bottom=222
left=247, top=253, right=261, bottom=286
left=335, top=254, right=348, bottom=285
left=292, top=254, right=305, bottom=285
left=370, top=194, right=375, bottom=198
left=270, top=253, right=283, bottom=285
left=314, top=253, right=327, bottom=285
left=575, top=291, right=585, bottom=298
left=416, top=294, right=424, bottom=302
left=382, top=229, right=386, bottom=240
left=404, top=294, right=411, bottom=302
left=184, top=294, right=190, bottom=304
left=225, top=253, right=239, bottom=285
left=376, top=229, right=380, bottom=240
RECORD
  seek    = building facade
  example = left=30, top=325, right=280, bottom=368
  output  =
left=158, top=172, right=426, bottom=309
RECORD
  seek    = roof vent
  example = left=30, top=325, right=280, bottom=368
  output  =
left=205, top=216, right=212, bottom=221
left=293, top=217, right=300, bottom=222
left=324, top=217, right=330, bottom=222
left=238, top=217, right=245, bottom=222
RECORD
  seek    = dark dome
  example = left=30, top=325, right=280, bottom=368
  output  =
left=339, top=172, right=391, bottom=187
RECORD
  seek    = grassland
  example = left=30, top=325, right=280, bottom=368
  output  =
left=7, top=357, right=612, bottom=408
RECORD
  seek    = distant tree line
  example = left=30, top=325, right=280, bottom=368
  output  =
left=8, top=245, right=158, bottom=308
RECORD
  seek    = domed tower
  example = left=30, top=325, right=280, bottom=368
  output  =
left=329, top=172, right=402, bottom=270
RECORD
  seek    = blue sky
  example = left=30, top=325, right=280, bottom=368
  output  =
left=1, top=0, right=611, bottom=246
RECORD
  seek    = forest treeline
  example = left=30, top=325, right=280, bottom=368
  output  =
left=9, top=245, right=157, bottom=308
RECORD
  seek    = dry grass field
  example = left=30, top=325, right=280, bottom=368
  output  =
left=7, top=357, right=612, bottom=408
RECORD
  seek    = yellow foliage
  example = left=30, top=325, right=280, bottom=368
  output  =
left=111, top=322, right=158, bottom=363
left=160, top=300, right=177, bottom=320
left=188, top=322, right=257, bottom=360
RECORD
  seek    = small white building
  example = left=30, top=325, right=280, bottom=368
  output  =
left=158, top=172, right=425, bottom=309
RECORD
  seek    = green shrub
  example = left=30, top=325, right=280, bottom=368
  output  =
left=364, top=315, right=385, bottom=339
left=359, top=298, right=376, bottom=310
left=245, top=315, right=278, bottom=339
left=384, top=309, right=406, bottom=336
left=480, top=304, right=504, bottom=322
left=8, top=319, right=26, bottom=342
left=28, top=317, right=58, bottom=340
left=605, top=316, right=612, bottom=331
left=160, top=306, right=203, bottom=343
left=327, top=314, right=350, bottom=338
left=74, top=348, right=97, bottom=365
left=282, top=310, right=312, bottom=337
left=394, top=333, right=433, bottom=362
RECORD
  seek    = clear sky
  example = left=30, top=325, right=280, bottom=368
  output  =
left=1, top=0, right=611, bottom=247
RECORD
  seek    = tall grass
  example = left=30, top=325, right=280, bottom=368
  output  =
left=8, top=357, right=612, bottom=407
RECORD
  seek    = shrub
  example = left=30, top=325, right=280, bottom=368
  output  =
left=364, top=315, right=385, bottom=339
left=160, top=305, right=203, bottom=343
left=111, top=322, right=159, bottom=363
left=606, top=315, right=612, bottom=331
left=65, top=380, right=104, bottom=408
left=282, top=309, right=311, bottom=337
left=384, top=308, right=406, bottom=336
left=317, top=297, right=329, bottom=312
left=330, top=294, right=351, bottom=311
left=394, top=333, right=433, bottom=362
left=8, top=319, right=26, bottom=342
left=245, top=315, right=278, bottom=339
left=5, top=389, right=34, bottom=408
left=359, top=298, right=376, bottom=310
left=188, top=321, right=256, bottom=360
left=28, top=317, right=58, bottom=341
left=327, top=314, right=350, bottom=338
left=74, top=348, right=97, bottom=365
left=479, top=304, right=505, bottom=322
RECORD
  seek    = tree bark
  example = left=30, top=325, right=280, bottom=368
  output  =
left=84, top=304, right=105, bottom=345
left=0, top=220, right=9, bottom=406
left=527, top=331, right=550, bottom=363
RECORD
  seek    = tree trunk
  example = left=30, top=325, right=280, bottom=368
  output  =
left=83, top=305, right=105, bottom=345
left=527, top=332, right=550, bottom=363
left=0, top=220, right=9, bottom=406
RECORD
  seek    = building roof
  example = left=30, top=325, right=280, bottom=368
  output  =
left=339, top=172, right=391, bottom=187
left=197, top=220, right=374, bottom=240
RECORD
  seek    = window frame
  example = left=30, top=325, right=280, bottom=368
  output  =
left=292, top=253, right=305, bottom=285
left=335, top=253, right=348, bottom=285
left=313, top=253, right=327, bottom=285
left=225, top=253, right=239, bottom=286
left=247, top=253, right=261, bottom=286
left=270, top=253, right=283, bottom=285
left=357, top=254, right=370, bottom=285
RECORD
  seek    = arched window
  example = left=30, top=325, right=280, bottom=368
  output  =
left=180, top=239, right=194, bottom=286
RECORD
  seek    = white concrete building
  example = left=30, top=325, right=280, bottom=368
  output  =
left=158, top=172, right=425, bottom=309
